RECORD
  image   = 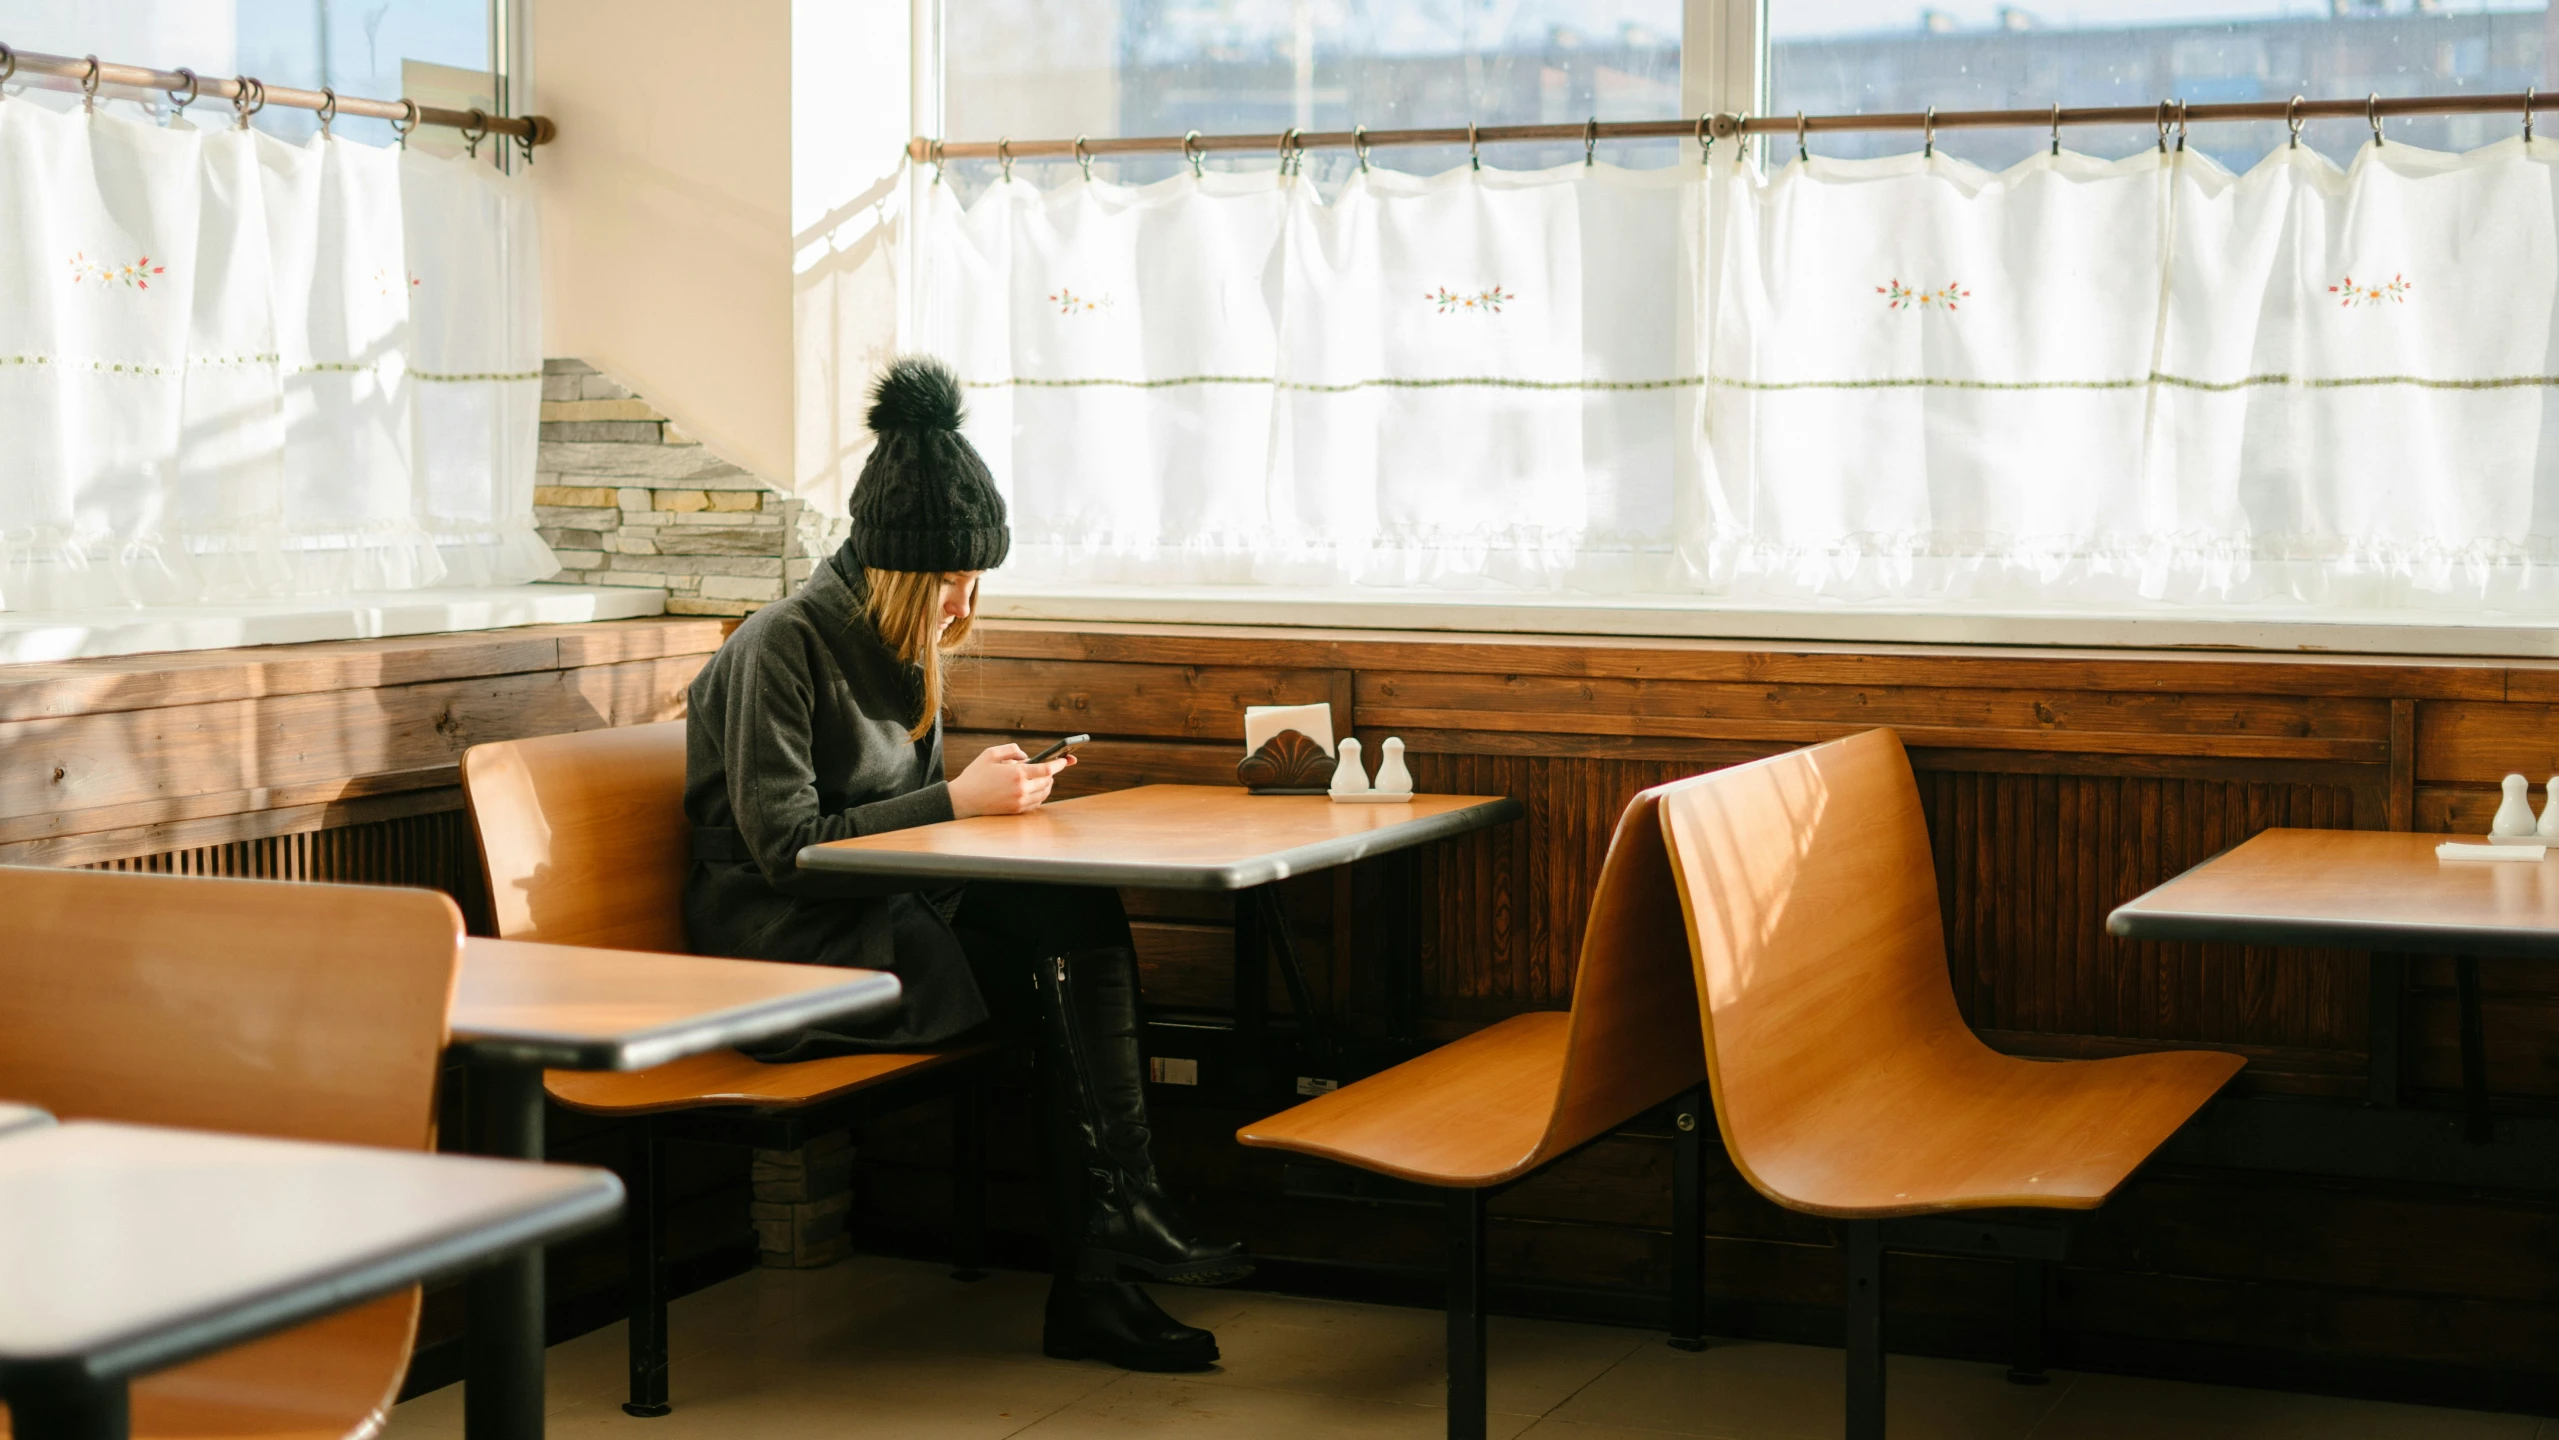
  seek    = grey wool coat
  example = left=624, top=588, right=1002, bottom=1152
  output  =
left=683, top=542, right=987, bottom=1058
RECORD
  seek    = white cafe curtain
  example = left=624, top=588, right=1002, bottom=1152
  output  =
left=920, top=161, right=1695, bottom=591
left=0, top=95, right=552, bottom=610
left=923, top=134, right=2559, bottom=612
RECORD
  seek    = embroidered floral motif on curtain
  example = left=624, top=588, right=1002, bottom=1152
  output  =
left=921, top=134, right=2559, bottom=611
left=0, top=95, right=551, bottom=609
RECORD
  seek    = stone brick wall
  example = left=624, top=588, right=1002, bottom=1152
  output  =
left=535, top=359, right=844, bottom=618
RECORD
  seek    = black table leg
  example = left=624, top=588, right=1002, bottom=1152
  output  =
left=1668, top=1089, right=1707, bottom=1352
left=2457, top=956, right=2491, bottom=1143
left=1232, top=892, right=1269, bottom=1096
left=5, top=1366, right=128, bottom=1440
left=466, top=1060, right=549, bottom=1440
left=2366, top=952, right=2406, bottom=1108
left=1445, top=1187, right=1488, bottom=1440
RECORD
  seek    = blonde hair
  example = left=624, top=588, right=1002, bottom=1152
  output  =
left=863, top=567, right=976, bottom=740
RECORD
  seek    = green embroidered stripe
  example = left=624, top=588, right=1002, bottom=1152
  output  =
left=970, top=374, right=1708, bottom=394
left=967, top=372, right=2559, bottom=395
left=0, top=355, right=538, bottom=382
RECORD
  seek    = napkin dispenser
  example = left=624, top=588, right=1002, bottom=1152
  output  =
left=1240, top=703, right=1338, bottom=795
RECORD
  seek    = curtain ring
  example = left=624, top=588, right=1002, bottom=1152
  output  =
left=929, top=137, right=945, bottom=185
left=1696, top=111, right=1712, bottom=167
left=1280, top=126, right=1300, bottom=177
left=1922, top=106, right=1935, bottom=159
left=1796, top=110, right=1809, bottom=164
left=0, top=43, right=15, bottom=86
left=2175, top=98, right=2189, bottom=152
left=2528, top=86, right=2537, bottom=145
left=1183, top=129, right=1204, bottom=178
left=1353, top=123, right=1370, bottom=173
left=316, top=86, right=337, bottom=137
left=2368, top=92, right=2385, bottom=148
left=1468, top=121, right=1481, bottom=172
left=392, top=98, right=418, bottom=150
left=80, top=54, right=99, bottom=114
left=997, top=136, right=1013, bottom=182
left=2155, top=99, right=2172, bottom=154
left=168, top=66, right=197, bottom=112
left=515, top=124, right=534, bottom=167
left=1583, top=115, right=1598, bottom=167
left=462, top=106, right=488, bottom=157
left=1074, top=134, right=1093, bottom=182
left=2286, top=94, right=2305, bottom=149
left=233, top=75, right=265, bottom=131
left=2049, top=101, right=2061, bottom=157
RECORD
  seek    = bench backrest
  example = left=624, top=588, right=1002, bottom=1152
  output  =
left=1536, top=779, right=1713, bottom=1161
left=463, top=720, right=690, bottom=951
left=1655, top=728, right=1965, bottom=1198
left=0, top=865, right=460, bottom=1437
left=0, top=866, right=460, bottom=1148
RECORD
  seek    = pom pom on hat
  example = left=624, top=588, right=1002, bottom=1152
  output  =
left=866, top=356, right=967, bottom=435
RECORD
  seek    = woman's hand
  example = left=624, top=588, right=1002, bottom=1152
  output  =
left=949, top=743, right=1075, bottom=819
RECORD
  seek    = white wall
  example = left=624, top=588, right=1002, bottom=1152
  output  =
left=534, top=0, right=796, bottom=485
left=790, top=0, right=915, bottom=515
left=533, top=2, right=913, bottom=504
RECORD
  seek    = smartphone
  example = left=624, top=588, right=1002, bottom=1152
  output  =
left=1027, top=734, right=1090, bottom=764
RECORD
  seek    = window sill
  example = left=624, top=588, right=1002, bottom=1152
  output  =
left=0, top=583, right=668, bottom=665
left=978, top=584, right=2559, bottom=660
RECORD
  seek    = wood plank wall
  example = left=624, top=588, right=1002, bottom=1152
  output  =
left=13, top=614, right=2559, bottom=1408
left=893, top=620, right=2559, bottom=1411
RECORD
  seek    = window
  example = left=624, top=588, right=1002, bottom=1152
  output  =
left=941, top=0, right=1683, bottom=192
left=0, top=0, right=498, bottom=152
left=1767, top=1, right=2551, bottom=171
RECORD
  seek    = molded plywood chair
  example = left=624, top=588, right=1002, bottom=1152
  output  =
left=0, top=864, right=462, bottom=1440
left=1238, top=780, right=1711, bottom=1440
left=461, top=720, right=1001, bottom=1418
left=1658, top=728, right=2245, bottom=1440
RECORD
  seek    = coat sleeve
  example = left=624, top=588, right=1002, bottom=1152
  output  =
left=720, top=627, right=955, bottom=894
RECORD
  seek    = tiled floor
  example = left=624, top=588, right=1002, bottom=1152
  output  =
left=386, top=1256, right=2553, bottom=1439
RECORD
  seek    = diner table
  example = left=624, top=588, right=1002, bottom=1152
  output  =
left=797, top=783, right=1525, bottom=1097
left=446, top=936, right=904, bottom=1440
left=0, top=1118, right=620, bottom=1440
left=2108, top=827, right=2559, bottom=1147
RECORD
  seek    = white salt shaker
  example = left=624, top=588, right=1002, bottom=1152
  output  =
left=1374, top=737, right=1414, bottom=796
left=1329, top=737, right=1370, bottom=796
left=2493, top=772, right=2538, bottom=836
left=2539, top=776, right=2559, bottom=838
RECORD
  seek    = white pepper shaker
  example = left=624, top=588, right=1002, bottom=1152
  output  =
left=2493, top=772, right=2537, bottom=836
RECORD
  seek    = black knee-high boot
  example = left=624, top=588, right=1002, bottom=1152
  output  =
left=1033, top=950, right=1228, bottom=1371
left=1037, top=948, right=1253, bottom=1286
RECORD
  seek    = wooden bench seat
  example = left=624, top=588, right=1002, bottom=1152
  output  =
left=547, top=1040, right=1001, bottom=1115
left=1240, top=782, right=1710, bottom=1440
left=462, top=719, right=1005, bottom=1419
left=1657, top=728, right=2244, bottom=1438
left=1232, top=1012, right=1568, bottom=1187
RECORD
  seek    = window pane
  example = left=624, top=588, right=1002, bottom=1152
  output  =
left=944, top=0, right=1682, bottom=191
left=0, top=0, right=491, bottom=149
left=1768, top=1, right=2550, bottom=170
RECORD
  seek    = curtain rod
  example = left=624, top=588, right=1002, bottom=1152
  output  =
left=908, top=87, right=2552, bottom=164
left=0, top=43, right=555, bottom=145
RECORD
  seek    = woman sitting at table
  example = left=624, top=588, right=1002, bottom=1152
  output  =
left=683, top=356, right=1248, bottom=1372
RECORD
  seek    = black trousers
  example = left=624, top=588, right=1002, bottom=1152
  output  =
left=951, top=881, right=1136, bottom=1038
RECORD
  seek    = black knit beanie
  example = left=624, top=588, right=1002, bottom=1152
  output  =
left=847, top=357, right=1010, bottom=572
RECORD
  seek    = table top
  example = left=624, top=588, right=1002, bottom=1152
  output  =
left=2107, top=827, right=2559, bottom=959
left=0, top=1120, right=620, bottom=1381
left=797, top=784, right=1525, bottom=891
left=0, top=1103, right=53, bottom=1140
left=450, top=938, right=904, bottom=1071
